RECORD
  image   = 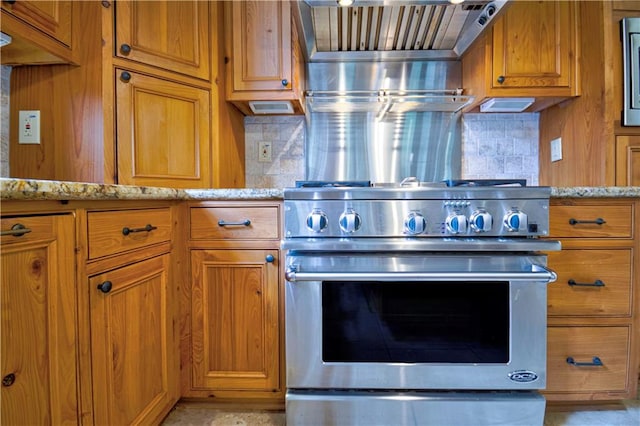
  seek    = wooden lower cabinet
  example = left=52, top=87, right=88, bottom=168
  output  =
left=616, top=135, right=640, bottom=186
left=89, top=254, right=178, bottom=425
left=190, top=249, right=280, bottom=392
left=544, top=198, right=639, bottom=401
left=1, top=214, right=79, bottom=425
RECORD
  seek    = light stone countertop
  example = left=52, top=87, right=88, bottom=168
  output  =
left=1, top=178, right=639, bottom=201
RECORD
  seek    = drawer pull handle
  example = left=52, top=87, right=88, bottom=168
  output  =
left=218, top=219, right=251, bottom=227
left=568, top=279, right=605, bottom=287
left=97, top=280, right=113, bottom=293
left=1, top=223, right=32, bottom=237
left=122, top=224, right=157, bottom=236
left=569, top=218, right=606, bottom=225
left=566, top=356, right=603, bottom=367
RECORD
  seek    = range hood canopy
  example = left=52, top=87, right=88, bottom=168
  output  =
left=294, top=0, right=508, bottom=62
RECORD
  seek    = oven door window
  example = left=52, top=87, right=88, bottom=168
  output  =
left=322, top=281, right=509, bottom=363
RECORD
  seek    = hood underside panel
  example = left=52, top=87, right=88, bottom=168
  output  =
left=295, top=0, right=508, bottom=61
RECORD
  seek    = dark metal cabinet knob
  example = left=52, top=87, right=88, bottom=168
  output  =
left=120, top=43, right=132, bottom=55
left=120, top=71, right=131, bottom=82
left=97, top=280, right=113, bottom=293
left=265, top=254, right=275, bottom=263
left=281, top=79, right=288, bottom=87
left=497, top=75, right=505, bottom=84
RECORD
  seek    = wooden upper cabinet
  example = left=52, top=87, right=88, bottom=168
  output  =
left=462, top=0, right=579, bottom=111
left=115, top=69, right=211, bottom=188
left=225, top=0, right=305, bottom=115
left=492, top=1, right=575, bottom=91
left=114, top=0, right=210, bottom=80
left=1, top=0, right=72, bottom=45
left=0, top=0, right=74, bottom=64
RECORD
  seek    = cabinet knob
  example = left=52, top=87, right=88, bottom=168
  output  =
left=281, top=79, right=288, bottom=87
left=265, top=254, right=275, bottom=263
left=120, top=71, right=131, bottom=82
left=120, top=43, right=132, bottom=55
left=97, top=280, right=113, bottom=293
left=496, top=75, right=505, bottom=84
left=2, top=373, right=15, bottom=387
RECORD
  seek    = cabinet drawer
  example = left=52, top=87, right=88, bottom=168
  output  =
left=547, top=249, right=632, bottom=316
left=1, top=215, right=56, bottom=245
left=549, top=204, right=633, bottom=238
left=87, top=208, right=171, bottom=259
left=546, top=326, right=630, bottom=393
left=190, top=207, right=279, bottom=240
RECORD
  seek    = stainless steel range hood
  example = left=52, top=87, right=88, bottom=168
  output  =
left=294, top=0, right=508, bottom=62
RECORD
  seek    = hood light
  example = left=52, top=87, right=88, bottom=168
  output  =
left=449, top=0, right=465, bottom=4
left=0, top=32, right=12, bottom=47
left=480, top=98, right=535, bottom=113
left=337, top=0, right=354, bottom=6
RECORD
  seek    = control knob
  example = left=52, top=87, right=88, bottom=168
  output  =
left=306, top=209, right=328, bottom=233
left=339, top=209, right=362, bottom=233
left=504, top=209, right=528, bottom=232
left=470, top=209, right=493, bottom=233
left=404, top=212, right=426, bottom=235
left=446, top=212, right=468, bottom=234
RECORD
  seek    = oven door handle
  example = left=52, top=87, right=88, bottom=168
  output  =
left=285, top=265, right=557, bottom=283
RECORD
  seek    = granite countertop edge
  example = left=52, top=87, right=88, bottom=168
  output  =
left=1, top=178, right=639, bottom=201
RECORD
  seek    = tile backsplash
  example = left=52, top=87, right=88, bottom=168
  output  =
left=245, top=113, right=539, bottom=188
left=1, top=66, right=10, bottom=178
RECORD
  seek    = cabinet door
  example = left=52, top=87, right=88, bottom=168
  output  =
left=616, top=135, right=640, bottom=186
left=191, top=249, right=280, bottom=392
left=1, top=0, right=72, bottom=47
left=114, top=0, right=210, bottom=80
left=115, top=69, right=211, bottom=188
left=229, top=1, right=292, bottom=92
left=89, top=254, right=178, bottom=425
left=491, top=1, right=576, bottom=91
left=1, top=215, right=78, bottom=425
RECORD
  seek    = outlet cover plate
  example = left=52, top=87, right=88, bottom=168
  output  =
left=550, top=137, right=562, bottom=162
left=18, top=110, right=41, bottom=144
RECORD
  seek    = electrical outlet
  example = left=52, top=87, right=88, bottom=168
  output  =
left=19, top=110, right=41, bottom=144
left=258, top=142, right=272, bottom=162
left=550, top=137, right=562, bottom=162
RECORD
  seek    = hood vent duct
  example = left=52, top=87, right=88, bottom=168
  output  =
left=294, top=0, right=509, bottom=62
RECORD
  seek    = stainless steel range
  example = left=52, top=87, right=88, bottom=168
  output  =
left=282, top=180, right=560, bottom=426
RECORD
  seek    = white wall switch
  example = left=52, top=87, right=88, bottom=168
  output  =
left=258, top=142, right=272, bottom=162
left=18, top=110, right=41, bottom=144
left=550, top=137, right=562, bottom=162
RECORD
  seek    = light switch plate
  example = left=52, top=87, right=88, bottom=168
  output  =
left=550, top=137, right=562, bottom=162
left=18, top=110, right=41, bottom=144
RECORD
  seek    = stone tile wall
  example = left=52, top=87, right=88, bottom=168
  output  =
left=245, top=113, right=540, bottom=188
left=1, top=66, right=10, bottom=177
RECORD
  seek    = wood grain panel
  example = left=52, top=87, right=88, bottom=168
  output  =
left=616, top=135, right=640, bottom=186
left=549, top=204, right=633, bottom=238
left=190, top=206, right=280, bottom=240
left=89, top=254, right=177, bottom=425
left=547, top=249, right=632, bottom=316
left=115, top=69, right=211, bottom=188
left=1, top=0, right=72, bottom=46
left=546, top=326, right=630, bottom=394
left=114, top=0, right=210, bottom=80
left=9, top=1, right=106, bottom=182
left=87, top=208, right=172, bottom=259
left=191, top=249, right=280, bottom=391
left=1, top=214, right=78, bottom=425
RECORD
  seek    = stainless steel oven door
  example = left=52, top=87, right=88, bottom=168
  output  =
left=285, top=252, right=556, bottom=391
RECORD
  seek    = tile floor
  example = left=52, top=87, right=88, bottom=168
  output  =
left=162, top=397, right=640, bottom=426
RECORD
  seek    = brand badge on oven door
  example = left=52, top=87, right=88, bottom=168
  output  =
left=508, top=370, right=539, bottom=383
